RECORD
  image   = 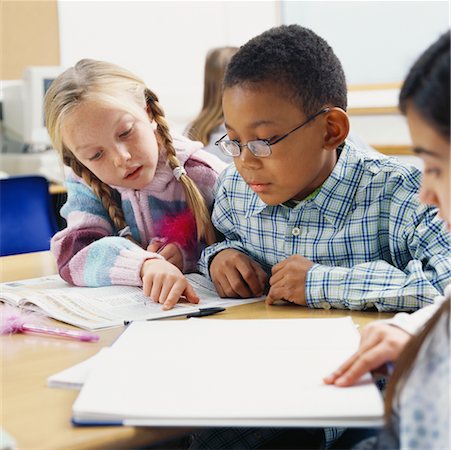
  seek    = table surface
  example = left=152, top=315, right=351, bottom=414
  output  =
left=1, top=251, right=393, bottom=450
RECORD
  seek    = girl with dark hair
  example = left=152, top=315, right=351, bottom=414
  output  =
left=326, top=31, right=450, bottom=449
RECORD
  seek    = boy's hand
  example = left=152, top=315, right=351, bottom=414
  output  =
left=266, top=255, right=314, bottom=306
left=210, top=249, right=267, bottom=298
left=140, top=259, right=199, bottom=310
left=323, top=322, right=411, bottom=386
left=147, top=240, right=184, bottom=271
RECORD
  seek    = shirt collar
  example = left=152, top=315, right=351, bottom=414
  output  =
left=311, top=142, right=364, bottom=228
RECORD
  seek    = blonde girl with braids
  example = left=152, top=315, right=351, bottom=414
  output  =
left=45, top=59, right=225, bottom=310
left=185, top=47, right=238, bottom=162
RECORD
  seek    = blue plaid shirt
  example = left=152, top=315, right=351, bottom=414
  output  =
left=199, top=142, right=451, bottom=311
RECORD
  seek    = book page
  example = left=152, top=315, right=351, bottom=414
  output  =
left=185, top=273, right=263, bottom=309
left=0, top=274, right=262, bottom=330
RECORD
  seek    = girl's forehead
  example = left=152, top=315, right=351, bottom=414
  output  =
left=66, top=97, right=146, bottom=123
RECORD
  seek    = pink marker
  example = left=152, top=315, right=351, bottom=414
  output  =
left=1, top=308, right=99, bottom=342
left=16, top=323, right=100, bottom=342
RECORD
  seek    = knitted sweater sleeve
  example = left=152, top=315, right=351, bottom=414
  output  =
left=50, top=176, right=162, bottom=287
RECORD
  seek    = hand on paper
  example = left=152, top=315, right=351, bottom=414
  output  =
left=265, top=255, right=314, bottom=306
left=210, top=249, right=267, bottom=298
left=147, top=240, right=183, bottom=271
left=323, top=322, right=411, bottom=386
left=140, top=259, right=199, bottom=310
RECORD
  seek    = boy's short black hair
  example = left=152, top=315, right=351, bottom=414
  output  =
left=224, top=24, right=347, bottom=115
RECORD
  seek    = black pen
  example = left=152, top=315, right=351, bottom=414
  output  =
left=124, top=307, right=226, bottom=325
left=186, top=307, right=225, bottom=318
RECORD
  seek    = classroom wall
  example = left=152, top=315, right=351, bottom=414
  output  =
left=57, top=1, right=280, bottom=133
left=1, top=0, right=60, bottom=80
left=2, top=1, right=449, bottom=164
left=281, top=1, right=449, bottom=85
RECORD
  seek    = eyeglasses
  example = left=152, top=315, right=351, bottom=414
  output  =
left=215, top=107, right=330, bottom=158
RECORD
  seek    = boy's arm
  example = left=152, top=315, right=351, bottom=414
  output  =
left=197, top=173, right=268, bottom=298
left=197, top=174, right=254, bottom=278
left=306, top=205, right=451, bottom=311
left=51, top=177, right=162, bottom=287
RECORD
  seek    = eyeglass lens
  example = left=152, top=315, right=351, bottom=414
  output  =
left=219, top=140, right=271, bottom=157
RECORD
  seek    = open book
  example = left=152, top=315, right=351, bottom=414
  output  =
left=72, top=317, right=384, bottom=428
left=0, top=274, right=262, bottom=330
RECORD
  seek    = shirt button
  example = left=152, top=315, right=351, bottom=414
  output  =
left=292, top=227, right=301, bottom=236
left=321, top=301, right=331, bottom=310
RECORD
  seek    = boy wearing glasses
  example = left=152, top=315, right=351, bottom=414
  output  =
left=191, top=25, right=450, bottom=450
left=198, top=24, right=451, bottom=314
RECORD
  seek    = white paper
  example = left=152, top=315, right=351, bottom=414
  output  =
left=47, top=348, right=110, bottom=389
left=0, top=273, right=262, bottom=330
left=73, top=317, right=384, bottom=427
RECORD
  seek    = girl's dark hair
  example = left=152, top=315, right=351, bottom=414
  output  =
left=399, top=31, right=450, bottom=139
left=223, top=24, right=347, bottom=115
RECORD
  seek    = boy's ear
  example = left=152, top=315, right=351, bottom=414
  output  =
left=322, top=107, right=349, bottom=150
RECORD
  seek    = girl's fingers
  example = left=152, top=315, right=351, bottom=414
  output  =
left=183, top=283, right=200, bottom=305
left=149, top=278, right=163, bottom=304
left=162, top=279, right=189, bottom=310
left=333, top=344, right=392, bottom=387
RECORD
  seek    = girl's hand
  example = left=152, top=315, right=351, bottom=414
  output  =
left=147, top=240, right=184, bottom=271
left=323, top=322, right=411, bottom=386
left=140, top=259, right=199, bottom=310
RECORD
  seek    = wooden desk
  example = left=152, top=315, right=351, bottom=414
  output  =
left=49, top=183, right=67, bottom=195
left=1, top=252, right=393, bottom=450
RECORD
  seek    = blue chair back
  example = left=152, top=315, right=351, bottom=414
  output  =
left=0, top=175, right=59, bottom=256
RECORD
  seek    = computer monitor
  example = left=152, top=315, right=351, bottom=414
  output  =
left=2, top=66, right=64, bottom=150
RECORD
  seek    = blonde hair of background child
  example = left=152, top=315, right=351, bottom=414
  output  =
left=185, top=47, right=238, bottom=145
left=44, top=59, right=215, bottom=245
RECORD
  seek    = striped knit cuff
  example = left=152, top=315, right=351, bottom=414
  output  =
left=110, top=247, right=164, bottom=286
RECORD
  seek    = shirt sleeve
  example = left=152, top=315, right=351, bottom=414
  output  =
left=197, top=174, right=252, bottom=278
left=306, top=184, right=451, bottom=312
left=382, top=294, right=447, bottom=335
left=51, top=176, right=162, bottom=287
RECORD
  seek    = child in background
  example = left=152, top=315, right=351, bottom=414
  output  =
left=199, top=25, right=451, bottom=313
left=185, top=47, right=238, bottom=163
left=326, top=31, right=450, bottom=449
left=45, top=59, right=225, bottom=310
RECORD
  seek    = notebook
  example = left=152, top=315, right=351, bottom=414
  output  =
left=72, top=317, right=384, bottom=428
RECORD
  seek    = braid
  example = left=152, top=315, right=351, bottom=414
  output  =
left=145, top=89, right=216, bottom=245
left=64, top=151, right=137, bottom=244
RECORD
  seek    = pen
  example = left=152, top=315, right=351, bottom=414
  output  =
left=186, top=307, right=225, bottom=318
left=123, top=307, right=226, bottom=325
